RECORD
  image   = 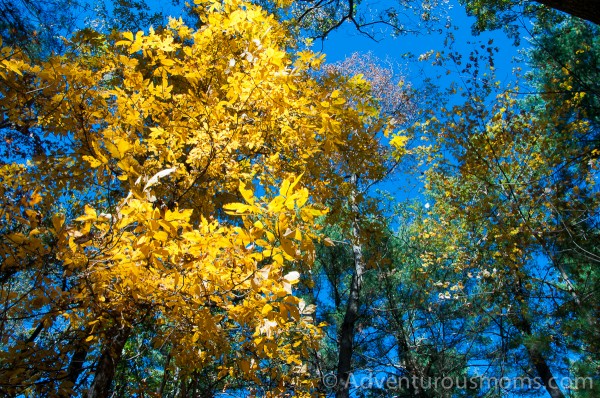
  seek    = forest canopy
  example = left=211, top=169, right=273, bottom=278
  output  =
left=0, top=0, right=598, bottom=397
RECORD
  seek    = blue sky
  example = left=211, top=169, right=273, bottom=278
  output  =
left=85, top=0, right=529, bottom=98
left=308, top=0, right=532, bottom=205
left=317, top=0, right=528, bottom=78
left=100, top=0, right=529, bottom=82
left=72, top=0, right=532, bottom=209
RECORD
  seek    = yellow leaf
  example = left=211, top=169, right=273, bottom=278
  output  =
left=268, top=196, right=285, bottom=213
left=279, top=173, right=304, bottom=197
left=239, top=181, right=254, bottom=204
left=223, top=202, right=255, bottom=214
left=261, top=303, right=273, bottom=315
left=280, top=238, right=296, bottom=258
left=154, top=231, right=168, bottom=241
left=300, top=207, right=327, bottom=222
left=279, top=178, right=291, bottom=197
left=52, top=213, right=65, bottom=231
left=116, top=138, right=133, bottom=156
left=240, top=359, right=250, bottom=375
left=82, top=155, right=103, bottom=168
left=295, top=188, right=309, bottom=208
left=105, top=141, right=121, bottom=159
left=75, top=205, right=97, bottom=222
left=29, top=190, right=43, bottom=206
left=265, top=231, right=275, bottom=242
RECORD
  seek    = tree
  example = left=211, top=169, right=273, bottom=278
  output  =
left=0, top=0, right=171, bottom=60
left=533, top=0, right=600, bottom=25
left=0, top=0, right=79, bottom=57
left=528, top=14, right=600, bottom=143
left=460, top=0, right=600, bottom=43
left=400, top=46, right=599, bottom=395
left=526, top=15, right=600, bottom=395
left=0, top=0, right=394, bottom=395
left=370, top=205, right=488, bottom=398
left=253, top=0, right=600, bottom=43
left=307, top=53, right=412, bottom=398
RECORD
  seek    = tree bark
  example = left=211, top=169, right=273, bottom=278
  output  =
left=513, top=314, right=565, bottom=398
left=60, top=342, right=89, bottom=396
left=535, top=0, right=600, bottom=25
left=158, top=350, right=172, bottom=397
left=387, top=303, right=430, bottom=397
left=86, top=325, right=130, bottom=398
left=335, top=174, right=365, bottom=398
left=511, top=281, right=565, bottom=398
left=528, top=345, right=565, bottom=398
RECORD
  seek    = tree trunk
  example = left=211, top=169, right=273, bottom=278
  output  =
left=514, top=315, right=565, bottom=398
left=387, top=305, right=429, bottom=397
left=61, top=342, right=90, bottom=396
left=528, top=345, right=565, bottom=398
left=87, top=325, right=130, bottom=398
left=336, top=174, right=365, bottom=398
left=158, top=351, right=172, bottom=396
left=535, top=0, right=600, bottom=26
left=511, top=280, right=565, bottom=398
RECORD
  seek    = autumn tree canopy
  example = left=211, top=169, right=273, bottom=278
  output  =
left=2, top=0, right=599, bottom=397
left=0, top=0, right=405, bottom=395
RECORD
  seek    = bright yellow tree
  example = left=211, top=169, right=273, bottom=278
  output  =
left=0, top=0, right=394, bottom=396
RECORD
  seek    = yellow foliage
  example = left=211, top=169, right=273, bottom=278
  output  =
left=0, top=0, right=403, bottom=393
left=0, top=0, right=397, bottom=394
